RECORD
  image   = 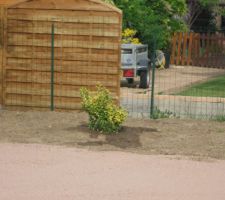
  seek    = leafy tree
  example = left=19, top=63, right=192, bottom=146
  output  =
left=102, top=0, right=225, bottom=49
left=185, top=0, right=224, bottom=30
left=104, top=0, right=187, bottom=51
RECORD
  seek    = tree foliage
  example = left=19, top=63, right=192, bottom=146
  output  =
left=185, top=0, right=224, bottom=30
left=103, top=0, right=187, bottom=50
left=102, top=0, right=224, bottom=49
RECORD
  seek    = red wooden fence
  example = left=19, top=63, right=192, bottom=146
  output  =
left=170, top=32, right=225, bottom=68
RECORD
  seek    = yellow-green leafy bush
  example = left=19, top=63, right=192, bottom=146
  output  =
left=80, top=86, right=127, bottom=134
left=122, top=28, right=141, bottom=44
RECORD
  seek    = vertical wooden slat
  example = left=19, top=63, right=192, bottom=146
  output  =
left=216, top=34, right=220, bottom=68
left=0, top=6, right=5, bottom=106
left=193, top=33, right=198, bottom=66
left=221, top=34, right=225, bottom=68
left=199, top=33, right=205, bottom=67
left=192, top=33, right=196, bottom=66
left=214, top=34, right=217, bottom=68
left=207, top=33, right=210, bottom=68
left=211, top=34, right=216, bottom=68
left=211, top=34, right=215, bottom=68
left=215, top=34, right=219, bottom=68
left=202, top=34, right=208, bottom=67
left=196, top=34, right=201, bottom=67
left=215, top=34, right=218, bottom=68
left=170, top=32, right=177, bottom=65
left=181, top=32, right=188, bottom=65
left=0, top=6, right=3, bottom=105
left=211, top=34, right=214, bottom=68
left=2, top=7, right=6, bottom=107
left=217, top=34, right=222, bottom=68
left=219, top=33, right=223, bottom=68
left=187, top=32, right=193, bottom=66
left=176, top=32, right=182, bottom=65
left=192, top=33, right=197, bottom=66
left=205, top=33, right=211, bottom=67
left=191, top=33, right=197, bottom=66
left=117, top=10, right=122, bottom=105
left=88, top=10, right=92, bottom=88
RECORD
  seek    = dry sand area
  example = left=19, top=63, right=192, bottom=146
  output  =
left=0, top=143, right=225, bottom=200
left=0, top=110, right=225, bottom=200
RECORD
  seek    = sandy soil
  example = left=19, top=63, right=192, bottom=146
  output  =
left=0, top=143, right=225, bottom=200
left=1, top=110, right=225, bottom=199
left=0, top=110, right=225, bottom=160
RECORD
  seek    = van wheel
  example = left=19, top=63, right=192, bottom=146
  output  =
left=139, top=70, right=150, bottom=89
left=126, top=78, right=134, bottom=84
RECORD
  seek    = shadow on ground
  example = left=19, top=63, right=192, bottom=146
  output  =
left=66, top=124, right=158, bottom=149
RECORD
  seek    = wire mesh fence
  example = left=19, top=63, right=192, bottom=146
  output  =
left=1, top=7, right=121, bottom=111
left=121, top=32, right=225, bottom=119
left=1, top=8, right=225, bottom=121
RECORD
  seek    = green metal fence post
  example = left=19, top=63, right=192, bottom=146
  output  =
left=51, top=23, right=55, bottom=111
left=150, top=38, right=156, bottom=118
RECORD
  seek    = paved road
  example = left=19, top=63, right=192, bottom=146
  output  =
left=0, top=143, right=225, bottom=200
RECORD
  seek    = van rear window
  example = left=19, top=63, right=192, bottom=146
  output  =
left=122, top=49, right=132, bottom=54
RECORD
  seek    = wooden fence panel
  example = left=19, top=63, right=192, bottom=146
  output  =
left=181, top=33, right=188, bottom=66
left=2, top=6, right=121, bottom=110
left=170, top=33, right=177, bottom=65
left=176, top=32, right=182, bottom=65
left=171, top=32, right=225, bottom=69
left=0, top=8, right=2, bottom=104
left=0, top=6, right=6, bottom=105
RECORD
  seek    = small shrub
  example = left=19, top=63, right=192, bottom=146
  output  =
left=151, top=107, right=175, bottom=119
left=80, top=85, right=127, bottom=134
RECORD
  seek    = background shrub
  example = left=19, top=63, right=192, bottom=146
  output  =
left=80, top=86, right=127, bottom=134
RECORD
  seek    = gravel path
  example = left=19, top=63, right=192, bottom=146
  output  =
left=0, top=143, right=225, bottom=200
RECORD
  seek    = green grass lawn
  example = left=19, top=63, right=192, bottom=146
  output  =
left=177, top=75, right=225, bottom=98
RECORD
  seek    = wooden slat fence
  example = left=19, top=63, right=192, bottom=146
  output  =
left=171, top=32, right=225, bottom=68
left=0, top=7, right=4, bottom=105
left=0, top=0, right=122, bottom=111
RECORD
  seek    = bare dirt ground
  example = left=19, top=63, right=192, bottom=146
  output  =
left=1, top=110, right=225, bottom=200
left=1, top=143, right=225, bottom=200
left=0, top=110, right=225, bottom=160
